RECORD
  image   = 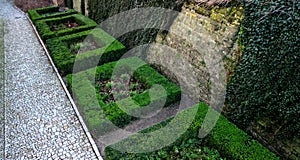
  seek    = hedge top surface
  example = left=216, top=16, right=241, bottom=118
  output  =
left=68, top=56, right=180, bottom=106
left=67, top=56, right=181, bottom=107
left=46, top=28, right=126, bottom=75
left=66, top=57, right=181, bottom=131
left=47, top=27, right=121, bottom=48
left=35, top=14, right=97, bottom=40
left=106, top=103, right=279, bottom=160
left=28, top=6, right=78, bottom=22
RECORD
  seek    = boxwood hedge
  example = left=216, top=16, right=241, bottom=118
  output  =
left=66, top=57, right=181, bottom=134
left=105, top=103, right=279, bottom=160
left=35, top=14, right=97, bottom=40
left=46, top=28, right=126, bottom=75
left=28, top=6, right=78, bottom=23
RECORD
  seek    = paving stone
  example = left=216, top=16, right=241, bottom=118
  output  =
left=0, top=16, right=5, bottom=160
left=0, top=0, right=99, bottom=159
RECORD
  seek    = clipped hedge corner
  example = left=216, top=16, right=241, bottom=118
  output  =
left=66, top=57, right=181, bottom=134
left=28, top=6, right=78, bottom=23
left=46, top=28, right=126, bottom=75
left=35, top=14, right=97, bottom=40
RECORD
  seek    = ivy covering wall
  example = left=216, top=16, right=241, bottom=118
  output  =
left=64, top=0, right=73, bottom=9
left=226, top=0, right=300, bottom=139
left=87, top=0, right=183, bottom=49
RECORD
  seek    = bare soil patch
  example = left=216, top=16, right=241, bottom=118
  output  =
left=97, top=74, right=148, bottom=104
left=14, top=0, right=56, bottom=12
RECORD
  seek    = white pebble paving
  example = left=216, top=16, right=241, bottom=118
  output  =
left=0, top=0, right=98, bottom=159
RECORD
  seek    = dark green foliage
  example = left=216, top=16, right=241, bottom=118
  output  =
left=207, top=114, right=278, bottom=159
left=87, top=0, right=181, bottom=27
left=28, top=6, right=78, bottom=22
left=226, top=0, right=300, bottom=139
left=46, top=28, right=126, bottom=75
left=35, top=14, right=97, bottom=40
left=106, top=138, right=223, bottom=160
left=64, top=0, right=73, bottom=9
left=80, top=0, right=85, bottom=15
left=87, top=0, right=182, bottom=49
left=105, top=103, right=279, bottom=159
left=66, top=57, right=181, bottom=134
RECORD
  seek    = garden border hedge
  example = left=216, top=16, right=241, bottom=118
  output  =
left=46, top=28, right=126, bottom=75
left=35, top=14, right=97, bottom=40
left=105, top=103, right=279, bottom=159
left=28, top=6, right=78, bottom=23
left=66, top=57, right=181, bottom=134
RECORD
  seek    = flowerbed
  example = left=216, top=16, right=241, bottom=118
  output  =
left=28, top=6, right=77, bottom=22
left=66, top=57, right=181, bottom=134
left=34, top=14, right=97, bottom=40
left=46, top=28, right=126, bottom=75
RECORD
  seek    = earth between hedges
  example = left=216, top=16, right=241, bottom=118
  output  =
left=14, top=0, right=54, bottom=12
left=97, top=74, right=148, bottom=104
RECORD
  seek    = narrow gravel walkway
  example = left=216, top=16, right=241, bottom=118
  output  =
left=0, top=17, right=5, bottom=160
left=0, top=0, right=98, bottom=159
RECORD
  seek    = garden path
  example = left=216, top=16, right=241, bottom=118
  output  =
left=0, top=0, right=100, bottom=159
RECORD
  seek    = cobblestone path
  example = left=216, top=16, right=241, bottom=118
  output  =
left=0, top=0, right=99, bottom=159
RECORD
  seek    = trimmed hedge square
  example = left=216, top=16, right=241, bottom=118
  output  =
left=46, top=28, right=126, bottom=75
left=105, top=103, right=279, bottom=160
left=66, top=57, right=181, bottom=134
left=35, top=14, right=97, bottom=40
left=28, top=6, right=78, bottom=23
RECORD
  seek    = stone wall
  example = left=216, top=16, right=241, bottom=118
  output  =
left=146, top=2, right=243, bottom=103
left=72, top=0, right=81, bottom=13
left=52, top=0, right=65, bottom=7
left=86, top=0, right=182, bottom=50
left=66, top=0, right=243, bottom=103
left=64, top=0, right=182, bottom=49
